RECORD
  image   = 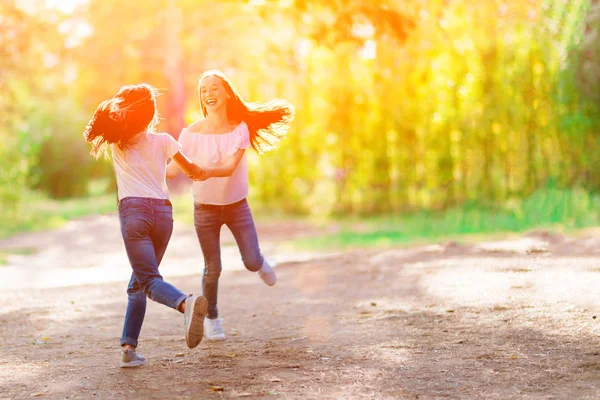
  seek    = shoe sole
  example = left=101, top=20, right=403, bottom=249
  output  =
left=186, top=296, right=208, bottom=349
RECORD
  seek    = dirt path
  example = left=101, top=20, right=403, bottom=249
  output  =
left=1, top=218, right=600, bottom=399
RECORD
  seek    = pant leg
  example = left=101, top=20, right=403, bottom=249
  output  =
left=120, top=273, right=146, bottom=347
left=119, top=203, right=187, bottom=310
left=150, top=204, right=175, bottom=267
left=193, top=203, right=223, bottom=319
left=224, top=199, right=264, bottom=272
left=150, top=204, right=187, bottom=312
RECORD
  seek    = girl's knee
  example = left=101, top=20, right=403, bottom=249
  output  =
left=243, top=255, right=263, bottom=272
left=139, top=276, right=164, bottom=295
left=127, top=290, right=146, bottom=301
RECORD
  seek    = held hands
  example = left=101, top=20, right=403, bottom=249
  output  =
left=186, top=164, right=209, bottom=181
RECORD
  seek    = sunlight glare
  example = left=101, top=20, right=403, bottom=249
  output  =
left=45, top=0, right=87, bottom=13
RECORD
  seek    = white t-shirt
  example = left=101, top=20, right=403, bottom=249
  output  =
left=111, top=132, right=182, bottom=200
left=178, top=121, right=250, bottom=205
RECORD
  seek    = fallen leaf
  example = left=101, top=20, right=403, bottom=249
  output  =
left=510, top=355, right=518, bottom=359
left=225, top=352, right=236, bottom=358
left=174, top=352, right=185, bottom=357
left=370, top=302, right=377, bottom=307
left=211, top=386, right=224, bottom=391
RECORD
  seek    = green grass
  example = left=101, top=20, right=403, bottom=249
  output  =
left=293, top=187, right=600, bottom=250
left=0, top=180, right=117, bottom=239
left=3, top=182, right=600, bottom=254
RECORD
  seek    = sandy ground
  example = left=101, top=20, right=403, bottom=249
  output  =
left=1, top=216, right=600, bottom=399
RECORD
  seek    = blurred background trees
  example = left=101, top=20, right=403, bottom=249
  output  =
left=2, top=0, right=599, bottom=219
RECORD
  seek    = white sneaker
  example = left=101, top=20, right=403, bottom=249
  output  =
left=204, top=317, right=226, bottom=341
left=258, top=260, right=276, bottom=286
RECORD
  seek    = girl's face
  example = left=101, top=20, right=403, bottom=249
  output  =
left=200, top=75, right=229, bottom=113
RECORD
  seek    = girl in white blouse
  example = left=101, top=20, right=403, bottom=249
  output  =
left=167, top=70, right=294, bottom=341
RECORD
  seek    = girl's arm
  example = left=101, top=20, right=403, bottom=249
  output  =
left=171, top=152, right=207, bottom=181
left=204, top=149, right=245, bottom=178
left=166, top=159, right=180, bottom=179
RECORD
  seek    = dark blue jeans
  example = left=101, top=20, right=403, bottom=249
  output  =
left=118, top=197, right=188, bottom=348
left=193, top=198, right=264, bottom=319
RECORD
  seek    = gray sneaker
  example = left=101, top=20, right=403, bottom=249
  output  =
left=120, top=348, right=147, bottom=368
left=184, top=294, right=208, bottom=349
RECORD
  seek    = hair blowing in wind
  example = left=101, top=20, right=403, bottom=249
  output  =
left=83, top=84, right=159, bottom=158
left=199, top=70, right=295, bottom=153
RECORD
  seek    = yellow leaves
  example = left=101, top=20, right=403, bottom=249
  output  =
left=450, top=129, right=461, bottom=143
left=492, top=122, right=502, bottom=135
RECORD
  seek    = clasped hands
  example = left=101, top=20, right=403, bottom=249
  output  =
left=185, top=164, right=209, bottom=181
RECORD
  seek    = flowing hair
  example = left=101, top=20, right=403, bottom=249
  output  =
left=83, top=83, right=159, bottom=158
left=198, top=70, right=295, bottom=153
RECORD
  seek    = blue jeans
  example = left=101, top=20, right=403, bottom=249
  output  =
left=193, top=198, right=264, bottom=319
left=118, top=197, right=188, bottom=348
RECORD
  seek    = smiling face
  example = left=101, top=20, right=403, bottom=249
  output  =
left=199, top=75, right=229, bottom=114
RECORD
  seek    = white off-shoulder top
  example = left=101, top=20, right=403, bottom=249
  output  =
left=178, top=121, right=251, bottom=205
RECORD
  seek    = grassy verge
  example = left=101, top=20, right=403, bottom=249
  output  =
left=0, top=248, right=36, bottom=266
left=3, top=184, right=599, bottom=254
left=292, top=187, right=600, bottom=250
left=0, top=180, right=117, bottom=239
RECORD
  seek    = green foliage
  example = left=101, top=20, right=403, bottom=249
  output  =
left=3, top=0, right=600, bottom=236
left=0, top=184, right=116, bottom=239
left=32, top=100, right=94, bottom=198
left=295, top=185, right=600, bottom=250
